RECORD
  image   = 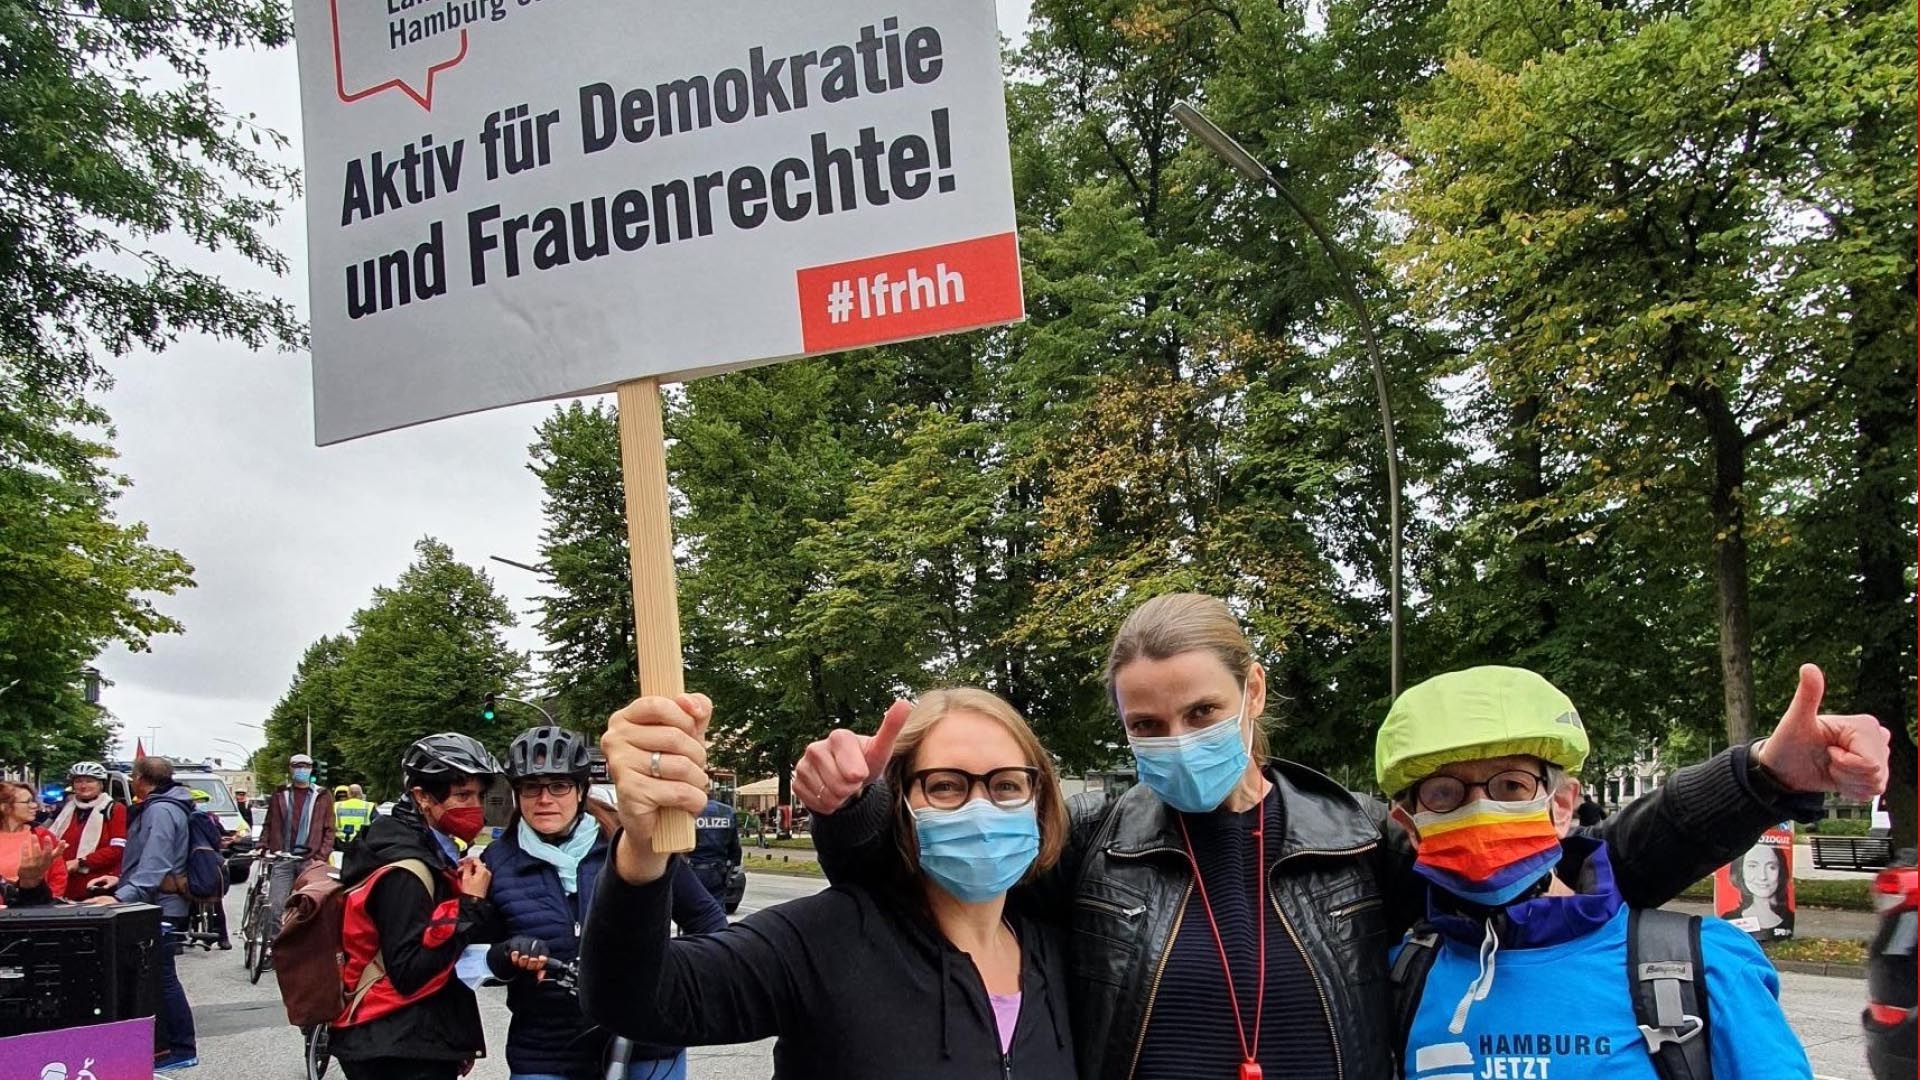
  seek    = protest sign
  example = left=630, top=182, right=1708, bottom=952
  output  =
left=0, top=1018, right=152, bottom=1080
left=293, top=0, right=1024, bottom=849
left=293, top=0, right=1023, bottom=445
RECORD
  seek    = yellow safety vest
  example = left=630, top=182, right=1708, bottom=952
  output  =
left=335, top=798, right=374, bottom=840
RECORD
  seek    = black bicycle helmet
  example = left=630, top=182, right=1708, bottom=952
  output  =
left=506, top=726, right=594, bottom=781
left=401, top=732, right=504, bottom=781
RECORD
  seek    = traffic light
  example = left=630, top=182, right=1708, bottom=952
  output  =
left=314, top=759, right=330, bottom=785
left=482, top=693, right=498, bottom=723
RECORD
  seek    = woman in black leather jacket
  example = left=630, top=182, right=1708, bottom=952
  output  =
left=799, top=592, right=1887, bottom=1080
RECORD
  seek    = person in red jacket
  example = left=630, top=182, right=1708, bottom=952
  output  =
left=48, top=761, right=124, bottom=900
left=1, top=780, right=66, bottom=902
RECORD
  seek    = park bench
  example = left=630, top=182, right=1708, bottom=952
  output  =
left=1809, top=834, right=1894, bottom=871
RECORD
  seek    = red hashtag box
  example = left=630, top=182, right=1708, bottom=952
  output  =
left=796, top=232, right=1024, bottom=354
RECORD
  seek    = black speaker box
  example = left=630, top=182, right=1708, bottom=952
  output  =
left=0, top=902, right=161, bottom=1036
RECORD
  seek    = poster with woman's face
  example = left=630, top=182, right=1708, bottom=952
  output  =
left=1714, top=825, right=1795, bottom=940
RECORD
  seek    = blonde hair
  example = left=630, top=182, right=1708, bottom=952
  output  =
left=882, top=688, right=1069, bottom=882
left=1105, top=592, right=1272, bottom=761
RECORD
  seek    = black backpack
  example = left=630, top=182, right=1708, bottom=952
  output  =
left=183, top=807, right=229, bottom=902
left=1390, top=907, right=1713, bottom=1080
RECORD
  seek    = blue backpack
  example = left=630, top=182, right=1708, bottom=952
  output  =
left=184, top=807, right=228, bottom=901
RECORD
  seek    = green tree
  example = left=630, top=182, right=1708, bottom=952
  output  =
left=1391, top=0, right=1915, bottom=750
left=1, top=0, right=304, bottom=404
left=0, top=374, right=190, bottom=771
left=527, top=403, right=634, bottom=734
left=260, top=634, right=355, bottom=791
left=335, top=539, right=526, bottom=791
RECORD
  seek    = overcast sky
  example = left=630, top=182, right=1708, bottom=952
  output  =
left=99, top=2, right=1035, bottom=768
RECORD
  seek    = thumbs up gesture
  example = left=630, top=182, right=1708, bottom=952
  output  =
left=1754, top=664, right=1890, bottom=802
left=793, top=700, right=912, bottom=814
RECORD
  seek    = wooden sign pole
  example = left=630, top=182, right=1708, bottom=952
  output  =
left=616, top=377, right=696, bottom=853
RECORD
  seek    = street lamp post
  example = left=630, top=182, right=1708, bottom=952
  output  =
left=488, top=693, right=559, bottom=727
left=1171, top=101, right=1406, bottom=699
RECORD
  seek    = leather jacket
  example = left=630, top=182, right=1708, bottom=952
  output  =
left=815, top=744, right=1813, bottom=1080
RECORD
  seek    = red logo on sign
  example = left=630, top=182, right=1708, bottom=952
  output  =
left=797, top=233, right=1023, bottom=353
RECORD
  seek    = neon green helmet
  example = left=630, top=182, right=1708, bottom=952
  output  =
left=190, top=789, right=212, bottom=802
left=1375, top=666, right=1589, bottom=796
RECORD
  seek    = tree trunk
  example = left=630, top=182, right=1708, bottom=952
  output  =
left=1512, top=394, right=1557, bottom=636
left=1849, top=280, right=1918, bottom=849
left=1703, top=393, right=1756, bottom=745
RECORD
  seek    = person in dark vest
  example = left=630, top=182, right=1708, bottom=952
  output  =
left=482, top=725, right=725, bottom=1080
left=261, top=752, right=336, bottom=953
left=688, top=795, right=740, bottom=904
left=329, top=733, right=505, bottom=1080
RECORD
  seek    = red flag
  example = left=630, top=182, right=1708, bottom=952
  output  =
left=134, top=738, right=147, bottom=761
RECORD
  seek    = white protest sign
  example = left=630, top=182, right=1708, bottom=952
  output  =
left=293, top=0, right=1023, bottom=445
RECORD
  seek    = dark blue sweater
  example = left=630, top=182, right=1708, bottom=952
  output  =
left=483, top=823, right=726, bottom=1076
left=1133, top=785, right=1339, bottom=1079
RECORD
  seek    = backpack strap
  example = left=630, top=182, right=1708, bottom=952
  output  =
left=1628, top=908, right=1713, bottom=1080
left=343, top=859, right=439, bottom=1021
left=1389, top=922, right=1442, bottom=1069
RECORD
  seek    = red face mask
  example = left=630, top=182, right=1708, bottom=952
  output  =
left=436, top=805, right=487, bottom=842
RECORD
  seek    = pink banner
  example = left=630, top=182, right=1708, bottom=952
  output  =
left=0, top=1018, right=154, bottom=1080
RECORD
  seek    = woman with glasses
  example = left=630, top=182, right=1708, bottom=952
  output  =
left=796, top=593, right=1888, bottom=1079
left=0, top=781, right=64, bottom=904
left=482, top=725, right=726, bottom=1080
left=578, top=688, right=1078, bottom=1079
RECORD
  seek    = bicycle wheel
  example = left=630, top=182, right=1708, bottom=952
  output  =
left=244, top=891, right=266, bottom=983
left=304, top=1023, right=332, bottom=1080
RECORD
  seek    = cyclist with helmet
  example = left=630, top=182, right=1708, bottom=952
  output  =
left=329, top=733, right=507, bottom=1080
left=49, top=761, right=126, bottom=901
left=1378, top=666, right=1810, bottom=1080
left=482, top=725, right=726, bottom=1080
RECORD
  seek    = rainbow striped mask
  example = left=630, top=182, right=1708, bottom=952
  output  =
left=1410, top=792, right=1563, bottom=907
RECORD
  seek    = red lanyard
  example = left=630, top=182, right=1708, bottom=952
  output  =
left=1178, top=804, right=1267, bottom=1080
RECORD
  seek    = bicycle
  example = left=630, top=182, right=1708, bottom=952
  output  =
left=240, top=851, right=303, bottom=984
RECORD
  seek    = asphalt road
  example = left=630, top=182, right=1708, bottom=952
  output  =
left=174, top=872, right=1878, bottom=1080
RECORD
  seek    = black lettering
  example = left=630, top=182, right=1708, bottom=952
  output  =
left=819, top=45, right=858, bottom=102
left=467, top=204, right=501, bottom=286
left=855, top=24, right=887, bottom=93
left=621, top=87, right=656, bottom=144
left=853, top=126, right=889, bottom=206
left=749, top=47, right=791, bottom=114
left=651, top=178, right=693, bottom=243
left=714, top=67, right=750, bottom=123
left=727, top=166, right=768, bottom=229
left=657, top=76, right=712, bottom=136
left=341, top=160, right=373, bottom=225
left=413, top=221, right=446, bottom=299
left=811, top=132, right=855, bottom=213
left=531, top=207, right=570, bottom=270
left=889, top=132, right=930, bottom=199
left=570, top=197, right=610, bottom=260
left=610, top=190, right=649, bottom=250
left=692, top=170, right=723, bottom=236
left=771, top=157, right=811, bottom=221
left=580, top=83, right=616, bottom=153
left=904, top=26, right=942, bottom=83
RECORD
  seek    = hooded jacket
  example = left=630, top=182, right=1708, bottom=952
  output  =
left=327, top=798, right=502, bottom=1064
left=114, top=782, right=196, bottom=920
left=814, top=745, right=1821, bottom=1080
left=580, top=862, right=1077, bottom=1079
left=482, top=810, right=726, bottom=1075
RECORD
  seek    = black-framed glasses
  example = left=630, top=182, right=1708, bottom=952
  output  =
left=1412, top=769, right=1549, bottom=814
left=514, top=780, right=580, bottom=801
left=909, top=767, right=1040, bottom=810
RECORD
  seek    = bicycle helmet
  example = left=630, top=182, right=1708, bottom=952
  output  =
left=68, top=761, right=109, bottom=780
left=401, top=732, right=504, bottom=781
left=1375, top=666, right=1589, bottom=797
left=506, top=726, right=594, bottom=781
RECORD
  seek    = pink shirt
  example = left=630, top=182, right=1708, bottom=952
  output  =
left=989, top=992, right=1021, bottom=1055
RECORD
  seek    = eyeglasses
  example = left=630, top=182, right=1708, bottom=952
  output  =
left=1412, top=769, right=1549, bottom=814
left=909, top=767, right=1040, bottom=810
left=514, top=780, right=579, bottom=801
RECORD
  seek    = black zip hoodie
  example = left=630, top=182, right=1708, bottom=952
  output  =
left=328, top=797, right=502, bottom=1064
left=580, top=851, right=1077, bottom=1079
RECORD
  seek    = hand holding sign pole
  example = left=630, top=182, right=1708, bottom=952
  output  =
left=617, top=377, right=696, bottom=853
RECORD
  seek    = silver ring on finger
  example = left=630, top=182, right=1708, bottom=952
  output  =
left=649, top=750, right=662, bottom=778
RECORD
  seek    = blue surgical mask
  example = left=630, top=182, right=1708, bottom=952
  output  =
left=912, top=799, right=1040, bottom=903
left=1129, top=713, right=1251, bottom=813
left=291, top=768, right=312, bottom=783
